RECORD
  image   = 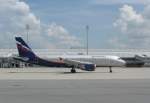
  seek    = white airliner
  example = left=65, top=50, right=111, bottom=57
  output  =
left=14, top=37, right=126, bottom=73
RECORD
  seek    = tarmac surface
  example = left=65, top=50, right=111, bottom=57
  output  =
left=0, top=67, right=150, bottom=79
left=0, top=79, right=150, bottom=103
left=0, top=67, right=150, bottom=103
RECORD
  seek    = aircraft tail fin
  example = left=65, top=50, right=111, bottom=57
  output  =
left=15, top=37, right=36, bottom=61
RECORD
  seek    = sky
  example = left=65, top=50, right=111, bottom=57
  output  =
left=0, top=0, right=150, bottom=49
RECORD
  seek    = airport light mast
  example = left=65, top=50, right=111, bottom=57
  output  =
left=86, top=25, right=89, bottom=55
left=26, top=24, right=30, bottom=44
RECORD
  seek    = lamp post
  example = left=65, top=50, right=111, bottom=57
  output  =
left=26, top=24, right=30, bottom=44
left=86, top=25, right=89, bottom=55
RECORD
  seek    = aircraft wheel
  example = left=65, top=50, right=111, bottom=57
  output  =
left=71, top=69, right=76, bottom=73
left=109, top=66, right=112, bottom=73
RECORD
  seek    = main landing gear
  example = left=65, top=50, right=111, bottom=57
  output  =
left=109, top=66, right=112, bottom=73
left=71, top=66, right=76, bottom=73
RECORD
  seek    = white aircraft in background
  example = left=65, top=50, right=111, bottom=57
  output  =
left=14, top=37, right=126, bottom=73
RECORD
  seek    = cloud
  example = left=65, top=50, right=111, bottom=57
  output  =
left=113, top=4, right=150, bottom=48
left=91, top=0, right=150, bottom=5
left=0, top=0, right=42, bottom=48
left=0, top=0, right=81, bottom=49
left=114, top=5, right=144, bottom=31
left=47, top=23, right=81, bottom=48
left=0, top=0, right=40, bottom=33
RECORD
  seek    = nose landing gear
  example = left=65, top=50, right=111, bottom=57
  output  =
left=109, top=66, right=112, bottom=73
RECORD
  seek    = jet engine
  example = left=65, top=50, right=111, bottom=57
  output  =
left=78, top=63, right=96, bottom=71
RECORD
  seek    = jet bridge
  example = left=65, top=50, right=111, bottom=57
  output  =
left=121, top=56, right=144, bottom=67
left=135, top=55, right=150, bottom=63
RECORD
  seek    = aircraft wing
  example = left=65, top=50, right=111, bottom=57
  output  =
left=13, top=55, right=29, bottom=62
left=63, top=59, right=96, bottom=71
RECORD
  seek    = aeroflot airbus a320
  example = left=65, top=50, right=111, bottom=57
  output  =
left=14, top=37, right=125, bottom=73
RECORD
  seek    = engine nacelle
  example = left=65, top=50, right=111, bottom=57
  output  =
left=78, top=63, right=96, bottom=71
